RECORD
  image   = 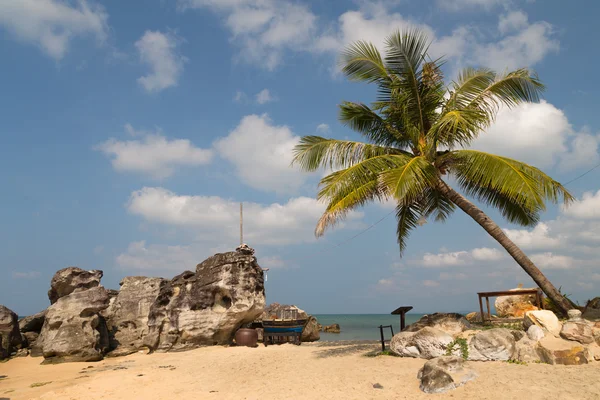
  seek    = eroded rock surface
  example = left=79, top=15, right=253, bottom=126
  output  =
left=417, top=356, right=477, bottom=394
left=404, top=313, right=471, bottom=336
left=106, top=276, right=166, bottom=356
left=495, top=288, right=539, bottom=318
left=537, top=336, right=590, bottom=365
left=467, top=328, right=516, bottom=361
left=583, top=297, right=600, bottom=321
left=301, top=316, right=320, bottom=342
left=0, top=305, right=24, bottom=360
left=523, top=310, right=562, bottom=337
left=391, top=327, right=453, bottom=359
left=38, top=286, right=110, bottom=363
left=144, top=250, right=265, bottom=351
left=48, top=267, right=103, bottom=304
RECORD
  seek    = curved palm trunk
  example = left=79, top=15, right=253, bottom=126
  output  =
left=437, top=179, right=572, bottom=316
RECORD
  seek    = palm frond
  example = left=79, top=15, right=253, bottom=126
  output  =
left=339, top=101, right=412, bottom=148
left=422, top=187, right=456, bottom=222
left=340, top=41, right=391, bottom=84
left=381, top=156, right=439, bottom=205
left=396, top=202, right=424, bottom=255
left=446, top=150, right=573, bottom=223
left=292, top=136, right=399, bottom=172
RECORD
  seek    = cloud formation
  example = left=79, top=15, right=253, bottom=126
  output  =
left=136, top=30, right=187, bottom=92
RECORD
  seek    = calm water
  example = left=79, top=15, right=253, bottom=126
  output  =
left=313, top=314, right=424, bottom=341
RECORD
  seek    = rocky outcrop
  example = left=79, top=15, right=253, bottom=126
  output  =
left=560, top=309, right=594, bottom=344
left=514, top=337, right=541, bottom=363
left=106, top=276, right=166, bottom=356
left=18, top=310, right=46, bottom=334
left=38, top=286, right=110, bottom=363
left=523, top=310, right=562, bottom=337
left=537, top=336, right=590, bottom=365
left=48, top=267, right=103, bottom=304
left=583, top=297, right=600, bottom=321
left=144, top=249, right=265, bottom=352
left=322, top=324, right=341, bottom=333
left=0, top=305, right=24, bottom=360
left=390, top=327, right=453, bottom=359
left=417, top=356, right=477, bottom=394
left=494, top=288, right=539, bottom=318
left=467, top=328, right=515, bottom=361
left=404, top=313, right=471, bottom=336
left=301, top=316, right=320, bottom=342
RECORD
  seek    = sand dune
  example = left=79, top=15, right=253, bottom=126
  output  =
left=1, top=342, right=599, bottom=400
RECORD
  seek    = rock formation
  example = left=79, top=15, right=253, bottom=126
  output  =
left=38, top=285, right=110, bottom=363
left=583, top=297, right=600, bottom=321
left=404, top=313, right=471, bottom=336
left=494, top=288, right=539, bottom=318
left=301, top=316, right=320, bottom=342
left=537, top=336, right=590, bottom=365
left=144, top=249, right=265, bottom=352
left=322, top=324, right=341, bottom=333
left=106, top=276, right=167, bottom=356
left=417, top=356, right=477, bottom=394
left=523, top=310, right=562, bottom=337
left=48, top=267, right=103, bottom=304
left=0, top=305, right=24, bottom=360
left=560, top=309, right=594, bottom=344
left=18, top=309, right=47, bottom=357
left=467, top=328, right=515, bottom=361
left=390, top=327, right=454, bottom=359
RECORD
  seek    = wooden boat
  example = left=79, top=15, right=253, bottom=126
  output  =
left=262, top=319, right=306, bottom=345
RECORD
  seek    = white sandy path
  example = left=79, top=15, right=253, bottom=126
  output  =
left=1, top=342, right=600, bottom=400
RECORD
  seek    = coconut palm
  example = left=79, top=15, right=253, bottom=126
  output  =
left=292, top=29, right=574, bottom=315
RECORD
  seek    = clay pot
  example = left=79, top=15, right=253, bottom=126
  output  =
left=235, top=328, right=258, bottom=347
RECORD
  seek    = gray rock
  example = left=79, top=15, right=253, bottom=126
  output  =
left=0, top=305, right=24, bottom=359
left=322, top=324, right=341, bottom=333
left=38, top=286, right=110, bottom=363
left=583, top=298, right=600, bottom=321
left=468, top=328, right=515, bottom=361
left=301, top=316, right=320, bottom=342
left=106, top=277, right=166, bottom=356
left=144, top=249, right=265, bottom=352
left=404, top=313, right=471, bottom=336
left=514, top=337, right=541, bottom=363
left=48, top=267, right=103, bottom=304
left=568, top=309, right=582, bottom=320
left=19, top=310, right=47, bottom=333
left=560, top=320, right=594, bottom=344
left=527, top=325, right=545, bottom=341
left=417, top=356, right=477, bottom=394
left=390, top=327, right=453, bottom=359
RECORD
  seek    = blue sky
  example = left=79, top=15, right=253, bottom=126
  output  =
left=2, top=0, right=599, bottom=316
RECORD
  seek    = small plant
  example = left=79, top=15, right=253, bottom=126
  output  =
left=364, top=349, right=399, bottom=357
left=30, top=381, right=52, bottom=388
left=445, top=338, right=469, bottom=360
left=532, top=360, right=550, bottom=365
left=506, top=359, right=527, bottom=365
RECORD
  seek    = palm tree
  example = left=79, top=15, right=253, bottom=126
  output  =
left=292, top=29, right=574, bottom=315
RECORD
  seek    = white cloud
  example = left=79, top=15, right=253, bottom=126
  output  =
left=12, top=271, right=41, bottom=279
left=0, top=0, right=108, bottom=60
left=316, top=124, right=330, bottom=134
left=179, top=0, right=316, bottom=70
left=96, top=124, right=213, bottom=179
left=233, top=91, right=247, bottom=102
left=256, top=89, right=275, bottom=104
left=498, top=10, right=529, bottom=34
left=472, top=101, right=599, bottom=170
left=127, top=187, right=363, bottom=246
left=504, top=223, right=561, bottom=250
left=530, top=252, right=575, bottom=270
left=561, top=190, right=600, bottom=219
left=421, top=247, right=503, bottom=267
left=437, top=0, right=506, bottom=12
left=136, top=30, right=186, bottom=93
left=439, top=272, right=468, bottom=280
left=214, top=114, right=310, bottom=194
left=422, top=280, right=440, bottom=287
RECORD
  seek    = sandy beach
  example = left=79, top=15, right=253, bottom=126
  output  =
left=1, top=341, right=599, bottom=400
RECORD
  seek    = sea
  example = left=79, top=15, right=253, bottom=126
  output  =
left=313, top=314, right=425, bottom=341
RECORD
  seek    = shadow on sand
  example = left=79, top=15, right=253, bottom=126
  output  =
left=307, top=340, right=382, bottom=358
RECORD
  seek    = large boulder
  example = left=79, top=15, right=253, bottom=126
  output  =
left=514, top=337, right=541, bottom=363
left=301, top=316, right=320, bottom=342
left=494, top=288, right=539, bottom=318
left=18, top=310, right=47, bottom=334
left=523, top=310, right=562, bottom=337
left=144, top=249, right=265, bottom=352
left=560, top=310, right=594, bottom=344
left=390, top=327, right=454, bottom=359
left=583, top=297, right=600, bottom=321
left=404, top=313, right=471, bottom=336
left=322, top=324, right=341, bottom=333
left=38, top=286, right=110, bottom=363
left=48, top=267, right=103, bottom=304
left=537, top=336, right=590, bottom=365
left=467, top=328, right=516, bottom=361
left=106, top=276, right=167, bottom=356
left=417, top=356, right=477, bottom=394
left=0, top=305, right=24, bottom=359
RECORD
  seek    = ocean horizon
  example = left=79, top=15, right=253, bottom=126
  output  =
left=313, top=313, right=426, bottom=341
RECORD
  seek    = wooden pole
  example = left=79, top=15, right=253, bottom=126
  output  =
left=240, top=202, right=243, bottom=245
left=379, top=325, right=385, bottom=352
left=478, top=295, right=485, bottom=324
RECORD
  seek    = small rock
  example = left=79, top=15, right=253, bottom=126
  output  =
left=417, top=356, right=477, bottom=394
left=523, top=310, right=562, bottom=337
left=514, top=337, right=541, bottom=363
left=322, top=324, right=341, bottom=333
left=527, top=325, right=545, bottom=341
left=372, top=383, right=383, bottom=389
left=567, top=309, right=582, bottom=321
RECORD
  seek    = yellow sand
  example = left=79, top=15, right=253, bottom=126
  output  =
left=1, top=342, right=599, bottom=400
